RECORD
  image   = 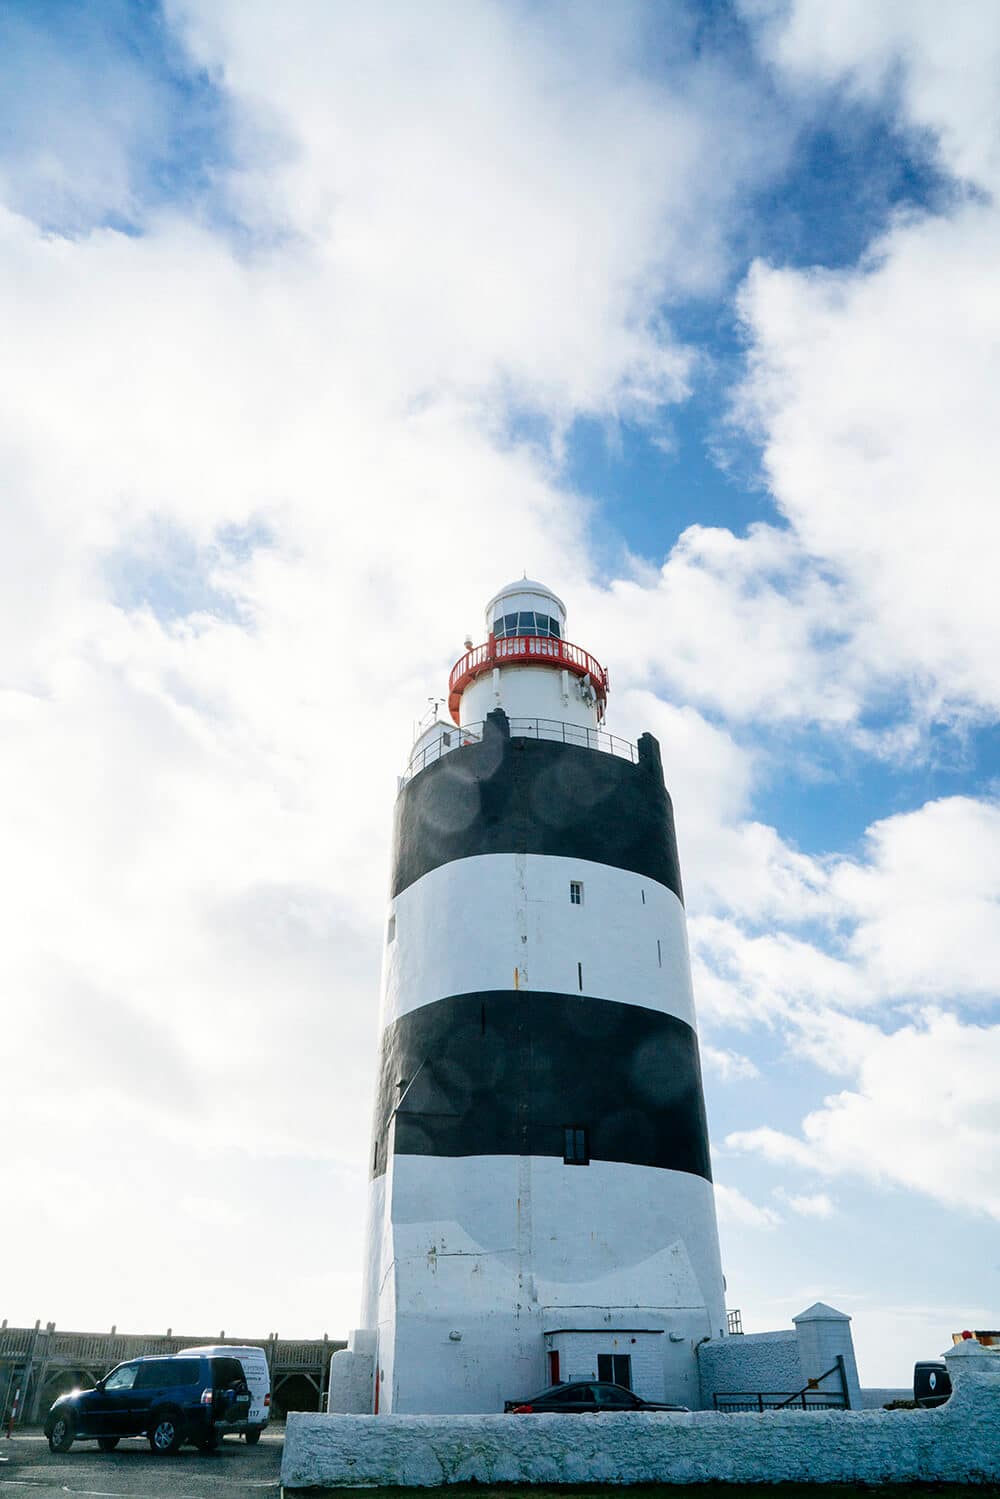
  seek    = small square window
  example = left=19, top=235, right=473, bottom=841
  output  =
left=569, top=881, right=583, bottom=905
left=563, top=1126, right=589, bottom=1165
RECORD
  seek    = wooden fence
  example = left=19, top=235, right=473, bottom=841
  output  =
left=0, top=1319, right=345, bottom=1426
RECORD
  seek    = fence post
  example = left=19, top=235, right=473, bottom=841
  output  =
left=15, top=1322, right=40, bottom=1428
left=29, top=1324, right=56, bottom=1423
left=836, top=1353, right=848, bottom=1407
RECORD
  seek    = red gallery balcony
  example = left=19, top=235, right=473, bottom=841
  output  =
left=447, top=635, right=609, bottom=724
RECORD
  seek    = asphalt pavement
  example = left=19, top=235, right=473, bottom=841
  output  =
left=0, top=1427, right=282, bottom=1497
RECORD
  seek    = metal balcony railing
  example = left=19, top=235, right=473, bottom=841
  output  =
left=401, top=717, right=637, bottom=785
left=447, top=635, right=609, bottom=723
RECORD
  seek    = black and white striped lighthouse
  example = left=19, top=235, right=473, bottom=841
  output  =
left=342, top=579, right=726, bottom=1414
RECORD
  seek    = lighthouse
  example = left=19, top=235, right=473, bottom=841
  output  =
left=333, top=579, right=727, bottom=1415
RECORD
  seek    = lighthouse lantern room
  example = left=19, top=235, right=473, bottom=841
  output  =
left=331, top=580, right=727, bottom=1416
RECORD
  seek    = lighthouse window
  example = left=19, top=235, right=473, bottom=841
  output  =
left=563, top=1126, right=589, bottom=1165
left=387, top=914, right=396, bottom=943
left=492, top=612, right=562, bottom=640
left=569, top=881, right=583, bottom=905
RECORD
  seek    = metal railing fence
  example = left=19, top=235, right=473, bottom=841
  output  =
left=401, top=716, right=638, bottom=785
left=713, top=1357, right=849, bottom=1414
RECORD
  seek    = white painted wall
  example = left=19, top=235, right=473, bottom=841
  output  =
left=283, top=1341, right=1000, bottom=1491
left=350, top=698, right=725, bottom=1420
left=794, top=1303, right=862, bottom=1409
left=328, top=1330, right=376, bottom=1415
left=697, top=1330, right=803, bottom=1408
left=382, top=854, right=696, bottom=1029
left=460, top=662, right=600, bottom=729
left=548, top=1330, right=667, bottom=1402
left=362, top=1153, right=726, bottom=1414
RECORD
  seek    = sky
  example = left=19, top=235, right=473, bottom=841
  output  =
left=1, top=0, right=998, bottom=1391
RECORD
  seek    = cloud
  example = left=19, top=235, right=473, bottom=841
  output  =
left=727, top=1008, right=1000, bottom=1218
left=0, top=1, right=798, bottom=1332
left=745, top=0, right=1000, bottom=190
left=168, top=0, right=787, bottom=431
left=702, top=1045, right=761, bottom=1082
left=0, top=0, right=224, bottom=231
left=714, top=1183, right=782, bottom=1230
left=732, top=201, right=1000, bottom=728
left=834, top=797, right=1000, bottom=1003
left=588, top=525, right=861, bottom=726
left=774, top=1188, right=834, bottom=1218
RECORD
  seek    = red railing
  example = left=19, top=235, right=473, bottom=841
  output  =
left=448, top=635, right=609, bottom=723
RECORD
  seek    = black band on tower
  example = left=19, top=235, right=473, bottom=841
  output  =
left=391, top=712, right=684, bottom=901
left=371, top=990, right=712, bottom=1182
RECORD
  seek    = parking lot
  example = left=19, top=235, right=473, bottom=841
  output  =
left=0, top=1427, right=282, bottom=1497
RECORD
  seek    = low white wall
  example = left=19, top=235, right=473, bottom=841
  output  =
left=697, top=1329, right=802, bottom=1407
left=281, top=1341, right=999, bottom=1491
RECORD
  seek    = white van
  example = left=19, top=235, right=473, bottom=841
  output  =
left=180, top=1346, right=271, bottom=1442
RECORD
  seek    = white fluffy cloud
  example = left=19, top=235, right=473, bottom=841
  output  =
left=724, top=1, right=1000, bottom=729
left=0, top=1, right=795, bottom=1332
left=702, top=1045, right=760, bottom=1082
left=714, top=1182, right=782, bottom=1230
left=746, top=0, right=1000, bottom=190
left=774, top=1189, right=834, bottom=1219
left=728, top=1008, right=1000, bottom=1218
left=734, top=202, right=1000, bottom=724
left=589, top=525, right=860, bottom=725
left=1, top=0, right=997, bottom=1354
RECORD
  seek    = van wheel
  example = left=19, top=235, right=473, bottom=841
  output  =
left=198, top=1428, right=218, bottom=1453
left=98, top=1437, right=120, bottom=1452
left=148, top=1410, right=184, bottom=1455
left=245, top=1426, right=262, bottom=1445
left=48, top=1413, right=74, bottom=1453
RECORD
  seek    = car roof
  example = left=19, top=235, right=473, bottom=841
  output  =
left=115, top=1352, right=212, bottom=1364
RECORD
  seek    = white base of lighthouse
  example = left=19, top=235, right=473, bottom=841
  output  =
left=357, top=1154, right=725, bottom=1414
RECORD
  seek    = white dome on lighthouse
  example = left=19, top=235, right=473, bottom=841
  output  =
left=485, top=578, right=566, bottom=641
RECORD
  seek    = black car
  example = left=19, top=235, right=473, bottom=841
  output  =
left=44, top=1353, right=251, bottom=1455
left=504, top=1380, right=688, bottom=1413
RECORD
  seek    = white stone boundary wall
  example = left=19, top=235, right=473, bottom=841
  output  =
left=281, top=1342, right=999, bottom=1491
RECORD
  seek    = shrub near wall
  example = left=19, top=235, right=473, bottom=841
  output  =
left=281, top=1340, right=1000, bottom=1490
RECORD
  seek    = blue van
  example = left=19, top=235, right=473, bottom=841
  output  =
left=44, top=1352, right=251, bottom=1454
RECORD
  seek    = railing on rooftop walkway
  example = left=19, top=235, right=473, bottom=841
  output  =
left=402, top=716, right=638, bottom=785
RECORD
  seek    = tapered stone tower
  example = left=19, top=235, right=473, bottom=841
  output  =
left=331, top=580, right=726, bottom=1415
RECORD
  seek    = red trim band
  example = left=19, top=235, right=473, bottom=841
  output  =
left=448, top=635, right=609, bottom=723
